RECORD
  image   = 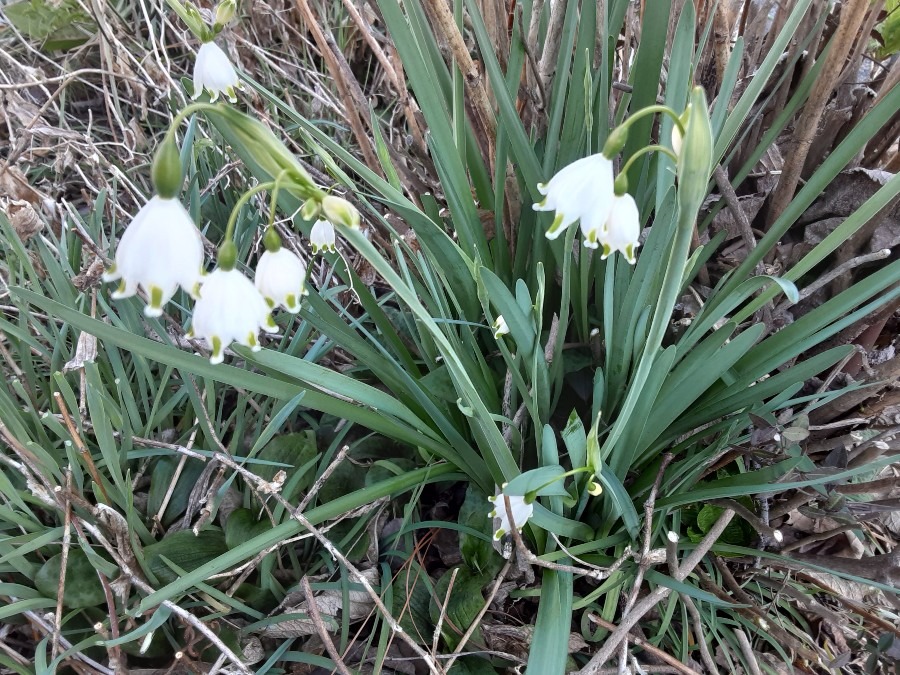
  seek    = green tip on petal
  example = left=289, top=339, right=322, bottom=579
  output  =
left=624, top=244, right=637, bottom=264
left=210, top=335, right=224, bottom=365
left=600, top=243, right=612, bottom=259
left=265, top=297, right=275, bottom=309
left=247, top=332, right=260, bottom=351
left=147, top=286, right=165, bottom=315
left=545, top=212, right=566, bottom=239
left=493, top=529, right=505, bottom=541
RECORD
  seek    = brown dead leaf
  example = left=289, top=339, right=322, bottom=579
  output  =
left=63, top=331, right=98, bottom=372
left=0, top=166, right=42, bottom=204
left=259, top=567, right=379, bottom=637
left=2, top=198, right=42, bottom=241
left=72, top=257, right=106, bottom=292
left=482, top=622, right=588, bottom=662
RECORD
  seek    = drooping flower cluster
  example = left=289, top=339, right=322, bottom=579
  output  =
left=103, top=119, right=359, bottom=365
left=105, top=191, right=356, bottom=364
left=534, top=152, right=641, bottom=264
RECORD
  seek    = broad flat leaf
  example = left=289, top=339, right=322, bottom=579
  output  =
left=429, top=566, right=486, bottom=649
left=255, top=431, right=317, bottom=482
left=147, top=456, right=206, bottom=527
left=459, top=484, right=499, bottom=575
left=3, top=0, right=94, bottom=50
left=225, top=509, right=273, bottom=550
left=35, top=550, right=113, bottom=608
left=394, top=561, right=435, bottom=644
left=143, top=528, right=228, bottom=586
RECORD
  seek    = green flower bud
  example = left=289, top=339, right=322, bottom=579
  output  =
left=613, top=172, right=629, bottom=197
left=203, top=106, right=319, bottom=197
left=214, top=0, right=236, bottom=29
left=602, top=124, right=629, bottom=159
left=263, top=227, right=282, bottom=252
left=217, top=239, right=238, bottom=271
left=151, top=137, right=183, bottom=199
left=300, top=198, right=320, bottom=221
left=322, top=195, right=360, bottom=230
left=675, top=87, right=714, bottom=217
left=671, top=104, right=691, bottom=156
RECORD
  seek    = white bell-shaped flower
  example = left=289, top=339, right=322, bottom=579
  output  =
left=103, top=196, right=204, bottom=318
left=192, top=42, right=240, bottom=103
left=309, top=219, right=336, bottom=254
left=533, top=153, right=615, bottom=241
left=255, top=247, right=308, bottom=313
left=488, top=486, right=534, bottom=541
left=492, top=315, right=509, bottom=339
left=189, top=268, right=278, bottom=364
left=599, top=193, right=641, bottom=264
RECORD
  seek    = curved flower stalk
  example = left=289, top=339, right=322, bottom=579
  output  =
left=192, top=42, right=241, bottom=103
left=189, top=265, right=279, bottom=364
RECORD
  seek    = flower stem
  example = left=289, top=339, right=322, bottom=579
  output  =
left=222, top=172, right=302, bottom=249
left=617, top=144, right=679, bottom=182
left=619, top=104, right=685, bottom=136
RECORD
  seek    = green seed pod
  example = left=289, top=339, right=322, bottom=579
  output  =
left=300, top=198, right=320, bottom=221
left=263, top=227, right=282, bottom=252
left=217, top=239, right=238, bottom=271
left=602, top=124, right=629, bottom=159
left=151, top=137, right=183, bottom=199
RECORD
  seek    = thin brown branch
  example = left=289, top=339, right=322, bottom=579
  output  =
left=292, top=0, right=383, bottom=175
left=300, top=576, right=354, bottom=675
left=588, top=615, right=702, bottom=675
left=576, top=509, right=736, bottom=674
left=765, top=0, right=879, bottom=228
left=423, top=0, right=497, bottom=144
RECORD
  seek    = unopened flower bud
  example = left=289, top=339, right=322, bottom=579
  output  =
left=676, top=87, right=714, bottom=216
left=300, top=198, right=320, bottom=221
left=214, top=0, right=236, bottom=28
left=151, top=137, right=183, bottom=199
left=492, top=315, right=509, bottom=339
left=322, top=195, right=360, bottom=230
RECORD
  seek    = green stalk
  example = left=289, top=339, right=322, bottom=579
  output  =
left=604, top=198, right=696, bottom=477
